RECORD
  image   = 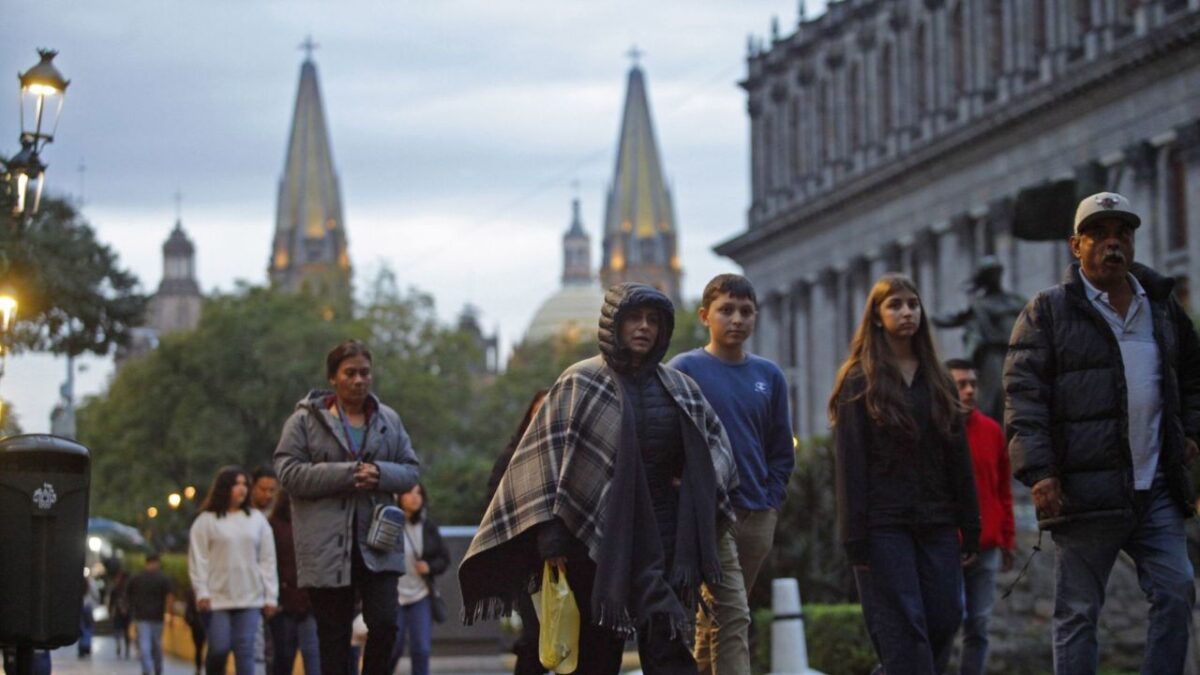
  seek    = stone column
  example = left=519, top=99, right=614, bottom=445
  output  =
left=812, top=269, right=841, bottom=434
left=1123, top=141, right=1160, bottom=266
left=988, top=196, right=1017, bottom=290
left=792, top=280, right=813, bottom=438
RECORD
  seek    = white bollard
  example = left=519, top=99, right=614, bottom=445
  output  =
left=769, top=577, right=824, bottom=675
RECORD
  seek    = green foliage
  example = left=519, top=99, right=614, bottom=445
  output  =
left=0, top=197, right=147, bottom=356
left=121, top=552, right=191, bottom=593
left=752, top=604, right=876, bottom=675
left=0, top=399, right=20, bottom=437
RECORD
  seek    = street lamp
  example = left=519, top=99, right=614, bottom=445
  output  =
left=168, top=493, right=182, bottom=509
left=4, top=49, right=68, bottom=217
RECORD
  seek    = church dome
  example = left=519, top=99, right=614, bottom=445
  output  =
left=525, top=284, right=604, bottom=344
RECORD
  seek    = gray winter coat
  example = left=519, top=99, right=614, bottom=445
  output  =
left=274, top=390, right=420, bottom=588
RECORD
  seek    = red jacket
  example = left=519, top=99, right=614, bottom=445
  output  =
left=966, top=409, right=1015, bottom=551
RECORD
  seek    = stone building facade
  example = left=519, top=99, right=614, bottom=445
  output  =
left=718, top=0, right=1200, bottom=439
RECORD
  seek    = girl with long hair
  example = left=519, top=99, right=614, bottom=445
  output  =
left=188, top=466, right=278, bottom=675
left=829, top=274, right=980, bottom=674
left=385, top=483, right=449, bottom=675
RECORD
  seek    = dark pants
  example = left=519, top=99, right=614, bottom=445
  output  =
left=386, top=596, right=433, bottom=675
left=269, top=611, right=320, bottom=675
left=512, top=592, right=546, bottom=675
left=859, top=525, right=964, bottom=675
left=564, top=557, right=696, bottom=675
left=308, top=546, right=400, bottom=675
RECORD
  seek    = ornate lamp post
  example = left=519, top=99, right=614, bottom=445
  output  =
left=3, top=49, right=69, bottom=217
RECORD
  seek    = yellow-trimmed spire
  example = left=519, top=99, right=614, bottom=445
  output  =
left=599, top=52, right=681, bottom=305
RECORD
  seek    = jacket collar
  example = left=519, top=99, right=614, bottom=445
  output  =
left=1063, top=262, right=1174, bottom=302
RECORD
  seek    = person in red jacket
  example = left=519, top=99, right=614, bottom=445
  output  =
left=945, top=358, right=1015, bottom=675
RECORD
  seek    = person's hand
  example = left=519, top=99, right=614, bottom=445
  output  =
left=1002, top=549, right=1016, bottom=573
left=197, top=598, right=211, bottom=613
left=961, top=552, right=978, bottom=567
left=414, top=560, right=430, bottom=575
left=1031, top=477, right=1064, bottom=518
left=545, top=556, right=567, bottom=574
left=263, top=604, right=277, bottom=619
left=354, top=462, right=381, bottom=490
left=1186, top=438, right=1199, bottom=464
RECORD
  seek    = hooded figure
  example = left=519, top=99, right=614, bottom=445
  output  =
left=459, top=283, right=737, bottom=674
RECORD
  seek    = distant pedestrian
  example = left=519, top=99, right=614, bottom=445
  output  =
left=251, top=465, right=280, bottom=672
left=127, top=551, right=175, bottom=675
left=183, top=587, right=207, bottom=675
left=79, top=573, right=99, bottom=657
left=268, top=490, right=321, bottom=675
left=109, top=569, right=133, bottom=659
left=460, top=283, right=737, bottom=675
left=830, top=273, right=980, bottom=675
left=188, top=465, right=279, bottom=675
left=486, top=389, right=549, bottom=675
left=942, top=358, right=1014, bottom=675
left=386, top=484, right=450, bottom=675
left=274, top=339, right=421, bottom=675
left=669, top=273, right=794, bottom=674
left=1005, top=192, right=1200, bottom=672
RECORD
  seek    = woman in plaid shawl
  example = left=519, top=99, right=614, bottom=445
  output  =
left=460, top=283, right=737, bottom=674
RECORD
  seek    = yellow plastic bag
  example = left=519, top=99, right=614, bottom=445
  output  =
left=538, top=561, right=580, bottom=674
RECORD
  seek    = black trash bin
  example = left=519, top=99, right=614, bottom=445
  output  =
left=0, top=434, right=91, bottom=649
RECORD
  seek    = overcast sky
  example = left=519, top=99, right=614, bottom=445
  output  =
left=2, top=0, right=828, bottom=432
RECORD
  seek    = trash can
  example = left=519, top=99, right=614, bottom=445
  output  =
left=0, top=434, right=91, bottom=649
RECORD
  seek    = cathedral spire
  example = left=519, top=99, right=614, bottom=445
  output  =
left=269, top=44, right=350, bottom=302
left=562, top=196, right=592, bottom=286
left=599, top=55, right=682, bottom=305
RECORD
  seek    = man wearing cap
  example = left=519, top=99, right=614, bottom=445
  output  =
left=1005, top=192, right=1200, bottom=673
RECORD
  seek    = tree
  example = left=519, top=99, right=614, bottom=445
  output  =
left=78, top=284, right=355, bottom=522
left=0, top=197, right=147, bottom=356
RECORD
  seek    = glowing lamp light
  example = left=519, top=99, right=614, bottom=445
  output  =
left=147, top=506, right=159, bottom=519
left=0, top=293, right=16, bottom=334
left=184, top=486, right=197, bottom=499
left=168, top=493, right=182, bottom=509
left=87, top=536, right=102, bottom=553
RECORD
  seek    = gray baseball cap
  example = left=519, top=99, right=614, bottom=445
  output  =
left=1074, top=192, right=1141, bottom=235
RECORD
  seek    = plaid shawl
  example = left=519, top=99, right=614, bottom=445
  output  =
left=458, top=355, right=737, bottom=625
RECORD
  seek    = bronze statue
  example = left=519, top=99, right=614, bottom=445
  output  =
left=933, top=256, right=1026, bottom=421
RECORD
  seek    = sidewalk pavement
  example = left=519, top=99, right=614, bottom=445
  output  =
left=16, top=636, right=514, bottom=675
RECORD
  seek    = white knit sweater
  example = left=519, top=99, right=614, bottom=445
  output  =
left=188, top=510, right=279, bottom=610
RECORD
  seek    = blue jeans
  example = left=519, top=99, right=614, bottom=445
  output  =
left=203, top=608, right=261, bottom=675
left=387, top=596, right=433, bottom=675
left=269, top=611, right=320, bottom=675
left=859, top=525, right=964, bottom=675
left=1051, top=475, right=1195, bottom=675
left=959, top=547, right=1001, bottom=675
left=136, top=620, right=165, bottom=675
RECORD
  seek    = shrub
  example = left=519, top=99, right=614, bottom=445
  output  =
left=753, top=604, right=877, bottom=675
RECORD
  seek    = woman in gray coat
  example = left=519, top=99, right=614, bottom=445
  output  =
left=274, top=339, right=420, bottom=675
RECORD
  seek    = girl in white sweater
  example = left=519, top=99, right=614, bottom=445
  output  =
left=189, top=466, right=278, bottom=675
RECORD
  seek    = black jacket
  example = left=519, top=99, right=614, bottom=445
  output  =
left=1004, top=263, right=1200, bottom=528
left=834, top=368, right=981, bottom=566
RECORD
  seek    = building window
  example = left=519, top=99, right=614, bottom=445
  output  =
left=1032, top=1, right=1047, bottom=62
left=989, top=0, right=1005, bottom=82
left=819, top=81, right=833, bottom=162
left=1167, top=146, right=1189, bottom=251
left=880, top=44, right=894, bottom=134
left=789, top=96, right=802, bottom=180
left=848, top=64, right=861, bottom=151
left=951, top=3, right=967, bottom=96
left=915, top=23, right=929, bottom=116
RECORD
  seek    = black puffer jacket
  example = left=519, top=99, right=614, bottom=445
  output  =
left=1004, top=263, right=1200, bottom=529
